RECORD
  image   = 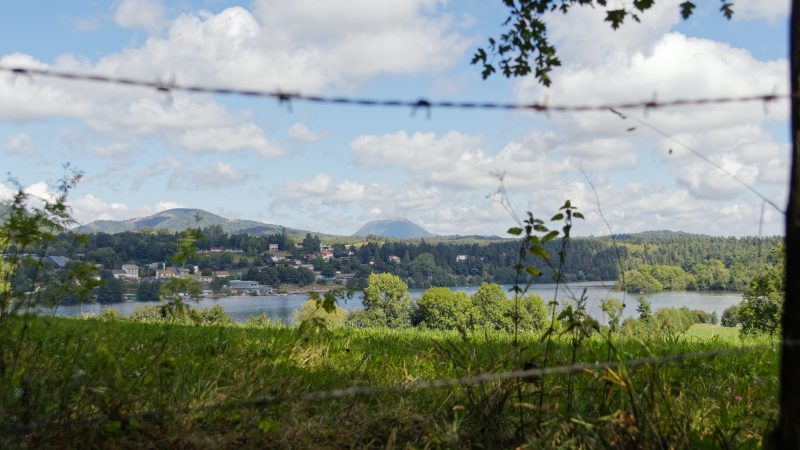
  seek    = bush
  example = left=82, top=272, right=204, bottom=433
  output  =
left=650, top=307, right=699, bottom=335
left=244, top=312, right=271, bottom=328
left=345, top=308, right=388, bottom=328
left=194, top=304, right=234, bottom=326
left=294, top=299, right=347, bottom=328
left=129, top=305, right=163, bottom=323
left=721, top=305, right=739, bottom=327
left=99, top=306, right=121, bottom=321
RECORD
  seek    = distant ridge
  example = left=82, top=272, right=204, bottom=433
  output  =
left=353, top=218, right=434, bottom=239
left=76, top=208, right=313, bottom=236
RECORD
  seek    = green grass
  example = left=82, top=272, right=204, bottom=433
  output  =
left=685, top=323, right=742, bottom=342
left=0, top=316, right=779, bottom=449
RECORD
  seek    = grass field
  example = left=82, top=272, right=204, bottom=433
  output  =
left=0, top=317, right=779, bottom=449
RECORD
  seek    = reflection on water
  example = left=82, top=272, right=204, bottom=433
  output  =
left=40, top=281, right=743, bottom=325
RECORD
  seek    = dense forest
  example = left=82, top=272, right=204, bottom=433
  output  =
left=19, top=227, right=781, bottom=295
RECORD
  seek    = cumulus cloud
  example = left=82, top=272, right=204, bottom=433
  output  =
left=287, top=123, right=329, bottom=143
left=350, top=130, right=636, bottom=190
left=131, top=158, right=254, bottom=190
left=114, top=0, right=165, bottom=33
left=1, top=2, right=467, bottom=164
left=172, top=124, right=284, bottom=157
left=516, top=33, right=787, bottom=138
left=272, top=173, right=443, bottom=220
left=3, top=133, right=38, bottom=157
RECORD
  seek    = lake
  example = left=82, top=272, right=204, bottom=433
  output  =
left=40, top=281, right=743, bottom=325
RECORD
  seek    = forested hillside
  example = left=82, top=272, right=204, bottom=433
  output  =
left=29, top=227, right=781, bottom=291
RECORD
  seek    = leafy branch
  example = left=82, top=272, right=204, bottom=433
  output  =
left=473, top=0, right=733, bottom=85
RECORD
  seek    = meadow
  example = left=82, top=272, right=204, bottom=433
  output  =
left=0, top=315, right=779, bottom=449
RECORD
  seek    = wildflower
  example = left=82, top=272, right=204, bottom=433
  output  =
left=734, top=395, right=743, bottom=402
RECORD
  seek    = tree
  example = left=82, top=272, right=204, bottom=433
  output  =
left=361, top=273, right=413, bottom=328
left=738, top=270, right=784, bottom=335
left=415, top=287, right=478, bottom=330
left=721, top=304, right=739, bottom=327
left=600, top=298, right=623, bottom=332
left=472, top=283, right=514, bottom=331
left=636, top=295, right=652, bottom=323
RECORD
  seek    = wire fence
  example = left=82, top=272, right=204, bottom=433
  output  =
left=0, top=65, right=788, bottom=114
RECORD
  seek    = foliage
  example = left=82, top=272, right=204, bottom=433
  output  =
left=636, top=295, right=652, bottom=322
left=414, top=287, right=479, bottom=331
left=473, top=1, right=732, bottom=84
left=600, top=297, right=623, bottom=332
left=359, top=273, right=413, bottom=328
left=243, top=312, right=271, bottom=328
left=135, top=279, right=160, bottom=302
left=721, top=304, right=740, bottom=327
left=471, top=282, right=515, bottom=331
left=739, top=276, right=783, bottom=335
left=293, top=299, right=347, bottom=329
left=31, top=226, right=778, bottom=293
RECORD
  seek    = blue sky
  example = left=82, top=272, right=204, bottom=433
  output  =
left=0, top=0, right=791, bottom=237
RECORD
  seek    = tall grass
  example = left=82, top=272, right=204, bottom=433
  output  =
left=0, top=315, right=778, bottom=449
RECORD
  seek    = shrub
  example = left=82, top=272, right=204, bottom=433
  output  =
left=294, top=299, right=347, bottom=328
left=721, top=305, right=739, bottom=327
left=99, top=307, right=121, bottom=321
left=244, top=312, right=271, bottom=328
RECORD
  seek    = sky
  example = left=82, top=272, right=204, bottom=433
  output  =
left=0, top=0, right=792, bottom=237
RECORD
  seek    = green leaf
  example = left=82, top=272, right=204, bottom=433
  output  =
left=720, top=2, right=733, bottom=19
left=573, top=212, right=584, bottom=219
left=542, top=230, right=559, bottom=243
left=529, top=246, right=550, bottom=260
left=507, top=227, right=523, bottom=236
left=551, top=213, right=564, bottom=221
left=525, top=266, right=542, bottom=277
left=604, top=9, right=626, bottom=30
left=679, top=1, right=696, bottom=19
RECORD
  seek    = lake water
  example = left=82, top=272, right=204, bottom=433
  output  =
left=40, top=281, right=743, bottom=325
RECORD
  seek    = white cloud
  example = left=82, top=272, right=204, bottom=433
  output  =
left=1, top=2, right=467, bottom=160
left=287, top=123, right=329, bottom=143
left=154, top=200, right=182, bottom=211
left=131, top=157, right=254, bottom=190
left=350, top=130, right=634, bottom=190
left=173, top=123, right=284, bottom=156
left=273, top=173, right=443, bottom=219
left=516, top=33, right=788, bottom=138
left=4, top=133, right=38, bottom=157
left=733, top=0, right=790, bottom=22
left=114, top=0, right=165, bottom=33
left=70, top=195, right=185, bottom=223
left=169, top=161, right=253, bottom=189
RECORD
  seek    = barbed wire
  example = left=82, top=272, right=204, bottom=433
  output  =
left=0, top=65, right=789, bottom=114
left=609, top=108, right=786, bottom=214
left=209, top=346, right=768, bottom=411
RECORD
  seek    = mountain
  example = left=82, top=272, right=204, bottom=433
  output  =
left=77, top=208, right=310, bottom=236
left=353, top=218, right=434, bottom=239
